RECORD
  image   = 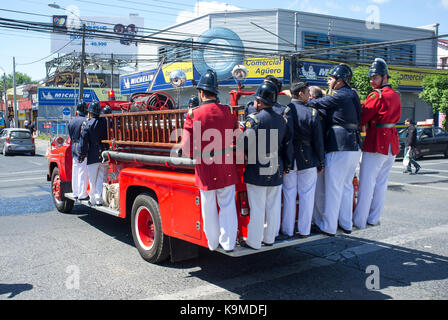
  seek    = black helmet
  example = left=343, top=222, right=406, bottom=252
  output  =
left=329, top=64, right=353, bottom=85
left=101, top=105, right=112, bottom=115
left=368, top=58, right=391, bottom=78
left=76, top=102, right=87, bottom=114
left=254, top=81, right=278, bottom=106
left=88, top=101, right=101, bottom=116
left=188, top=96, right=199, bottom=108
left=196, top=69, right=219, bottom=96
left=264, top=75, right=282, bottom=93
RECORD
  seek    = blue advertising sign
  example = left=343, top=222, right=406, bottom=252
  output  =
left=297, top=60, right=335, bottom=87
left=120, top=69, right=158, bottom=95
left=38, top=88, right=100, bottom=106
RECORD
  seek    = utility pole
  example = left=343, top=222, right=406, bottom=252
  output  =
left=13, top=57, right=18, bottom=128
left=79, top=23, right=86, bottom=103
left=111, top=53, right=114, bottom=91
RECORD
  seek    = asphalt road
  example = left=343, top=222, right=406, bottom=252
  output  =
left=1, top=139, right=447, bottom=303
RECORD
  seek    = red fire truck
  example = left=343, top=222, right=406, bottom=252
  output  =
left=47, top=88, right=360, bottom=264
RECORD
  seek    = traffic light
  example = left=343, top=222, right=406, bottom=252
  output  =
left=108, top=90, right=116, bottom=101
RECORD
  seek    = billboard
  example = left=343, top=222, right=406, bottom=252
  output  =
left=38, top=87, right=125, bottom=107
left=51, top=15, right=144, bottom=56
left=120, top=57, right=285, bottom=95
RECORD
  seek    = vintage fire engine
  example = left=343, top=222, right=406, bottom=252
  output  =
left=47, top=86, right=360, bottom=264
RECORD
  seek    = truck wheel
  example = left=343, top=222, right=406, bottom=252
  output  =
left=131, top=193, right=170, bottom=264
left=51, top=167, right=74, bottom=213
left=444, top=146, right=448, bottom=158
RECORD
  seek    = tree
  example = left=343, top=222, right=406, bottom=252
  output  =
left=351, top=65, right=400, bottom=101
left=419, top=74, right=448, bottom=129
left=0, top=72, right=37, bottom=89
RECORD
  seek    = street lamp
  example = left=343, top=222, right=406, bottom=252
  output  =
left=48, top=3, right=86, bottom=104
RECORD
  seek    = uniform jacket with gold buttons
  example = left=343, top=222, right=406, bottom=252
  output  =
left=288, top=100, right=325, bottom=171
left=361, top=85, right=402, bottom=156
left=181, top=100, right=240, bottom=191
left=242, top=107, right=292, bottom=187
left=307, top=86, right=361, bottom=152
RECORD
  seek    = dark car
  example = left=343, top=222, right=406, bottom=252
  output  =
left=397, top=126, right=448, bottom=159
left=0, top=128, right=36, bottom=156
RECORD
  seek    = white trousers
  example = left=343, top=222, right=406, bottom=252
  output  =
left=200, top=185, right=238, bottom=251
left=282, top=167, right=317, bottom=236
left=87, top=162, right=107, bottom=205
left=353, top=150, right=395, bottom=229
left=316, top=151, right=361, bottom=235
left=246, top=184, right=282, bottom=249
left=72, top=158, right=89, bottom=199
left=312, top=169, right=325, bottom=225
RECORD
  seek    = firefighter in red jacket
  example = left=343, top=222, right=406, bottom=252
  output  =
left=181, top=69, right=240, bottom=252
left=353, top=58, right=402, bottom=229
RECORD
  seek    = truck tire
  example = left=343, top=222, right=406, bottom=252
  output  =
left=131, top=193, right=170, bottom=264
left=51, top=167, right=74, bottom=213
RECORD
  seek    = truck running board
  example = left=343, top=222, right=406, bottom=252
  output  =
left=216, top=226, right=374, bottom=257
left=64, top=193, right=120, bottom=217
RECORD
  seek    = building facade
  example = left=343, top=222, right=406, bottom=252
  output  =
left=123, top=8, right=444, bottom=123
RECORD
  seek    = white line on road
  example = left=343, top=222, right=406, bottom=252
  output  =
left=0, top=177, right=44, bottom=183
left=389, top=170, right=448, bottom=180
left=28, top=160, right=44, bottom=166
left=147, top=224, right=448, bottom=300
left=388, top=180, right=448, bottom=191
left=0, top=170, right=47, bottom=178
left=393, top=161, right=447, bottom=167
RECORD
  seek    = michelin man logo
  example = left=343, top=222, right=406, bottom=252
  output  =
left=301, top=65, right=317, bottom=80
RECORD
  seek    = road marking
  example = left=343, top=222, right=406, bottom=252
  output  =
left=147, top=224, right=448, bottom=300
left=392, top=165, right=448, bottom=173
left=393, top=161, right=447, bottom=167
left=0, top=177, right=44, bottom=183
left=28, top=160, right=44, bottom=166
left=388, top=180, right=448, bottom=191
left=389, top=170, right=448, bottom=180
left=0, top=170, right=47, bottom=177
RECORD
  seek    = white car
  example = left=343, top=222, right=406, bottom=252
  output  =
left=0, top=128, right=36, bottom=156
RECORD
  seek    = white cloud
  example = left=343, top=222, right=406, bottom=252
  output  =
left=370, top=0, right=390, bottom=3
left=287, top=0, right=329, bottom=15
left=442, top=0, right=448, bottom=8
left=176, top=1, right=241, bottom=25
left=350, top=4, right=364, bottom=12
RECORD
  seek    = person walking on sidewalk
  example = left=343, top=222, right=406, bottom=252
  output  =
left=403, top=118, right=421, bottom=174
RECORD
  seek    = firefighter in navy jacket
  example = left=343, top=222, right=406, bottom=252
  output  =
left=68, top=102, right=89, bottom=200
left=242, top=81, right=292, bottom=249
left=307, top=64, right=361, bottom=236
left=79, top=101, right=108, bottom=206
left=281, top=81, right=325, bottom=239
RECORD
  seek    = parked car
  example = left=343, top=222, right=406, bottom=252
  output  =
left=0, top=128, right=36, bottom=156
left=397, top=126, right=448, bottom=159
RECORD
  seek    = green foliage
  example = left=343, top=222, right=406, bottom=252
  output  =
left=0, top=72, right=37, bottom=89
left=419, top=74, right=448, bottom=115
left=351, top=65, right=400, bottom=101
left=351, top=66, right=371, bottom=101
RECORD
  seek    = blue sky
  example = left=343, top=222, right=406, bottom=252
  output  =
left=1, top=0, right=447, bottom=81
